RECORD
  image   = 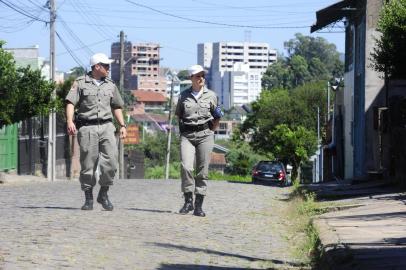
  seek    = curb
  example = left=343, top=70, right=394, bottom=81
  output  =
left=313, top=218, right=358, bottom=270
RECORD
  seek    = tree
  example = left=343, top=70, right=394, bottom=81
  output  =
left=133, top=131, right=180, bottom=168
left=308, top=57, right=329, bottom=80
left=69, top=66, right=86, bottom=77
left=237, top=81, right=327, bottom=179
left=240, top=88, right=304, bottom=139
left=266, top=124, right=317, bottom=179
left=290, top=80, right=328, bottom=133
left=261, top=58, right=293, bottom=89
left=371, top=0, right=406, bottom=79
left=284, top=33, right=342, bottom=77
left=290, top=55, right=310, bottom=86
left=262, top=33, right=343, bottom=90
left=0, top=41, right=55, bottom=128
left=225, top=138, right=269, bottom=175
left=177, top=70, right=190, bottom=81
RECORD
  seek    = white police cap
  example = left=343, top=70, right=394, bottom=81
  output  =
left=188, top=64, right=207, bottom=76
left=90, top=53, right=114, bottom=67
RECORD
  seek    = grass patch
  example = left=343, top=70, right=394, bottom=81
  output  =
left=286, top=192, right=323, bottom=266
left=284, top=181, right=331, bottom=267
left=208, top=171, right=251, bottom=182
left=145, top=164, right=251, bottom=183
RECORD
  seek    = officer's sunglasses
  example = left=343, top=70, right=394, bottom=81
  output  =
left=99, top=63, right=110, bottom=70
left=193, top=74, right=205, bottom=79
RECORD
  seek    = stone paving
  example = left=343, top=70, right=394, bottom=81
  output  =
left=0, top=179, right=305, bottom=270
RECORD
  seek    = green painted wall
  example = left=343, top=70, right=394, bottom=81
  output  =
left=0, top=124, right=18, bottom=171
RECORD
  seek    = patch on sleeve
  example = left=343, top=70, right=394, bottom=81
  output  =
left=69, top=81, right=78, bottom=92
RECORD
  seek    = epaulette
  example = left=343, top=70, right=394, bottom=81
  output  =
left=105, top=77, right=115, bottom=84
left=75, top=75, right=86, bottom=81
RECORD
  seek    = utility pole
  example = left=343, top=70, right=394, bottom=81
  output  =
left=165, top=71, right=176, bottom=180
left=47, top=0, right=56, bottom=181
left=118, top=30, right=125, bottom=179
left=327, top=81, right=331, bottom=122
left=317, top=106, right=320, bottom=144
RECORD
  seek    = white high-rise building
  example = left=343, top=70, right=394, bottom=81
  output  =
left=198, top=41, right=277, bottom=109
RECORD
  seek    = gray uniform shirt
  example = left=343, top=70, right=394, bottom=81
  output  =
left=175, top=86, right=218, bottom=126
left=65, top=73, right=124, bottom=121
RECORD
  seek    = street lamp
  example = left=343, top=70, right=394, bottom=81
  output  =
left=164, top=70, right=179, bottom=180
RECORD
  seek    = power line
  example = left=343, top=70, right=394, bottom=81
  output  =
left=56, top=37, right=113, bottom=56
left=69, top=0, right=116, bottom=40
left=58, top=15, right=94, bottom=56
left=56, top=31, right=86, bottom=68
left=124, top=0, right=311, bottom=29
left=0, top=0, right=49, bottom=23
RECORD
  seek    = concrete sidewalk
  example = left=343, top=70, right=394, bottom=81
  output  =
left=0, top=172, right=50, bottom=185
left=310, top=180, right=406, bottom=270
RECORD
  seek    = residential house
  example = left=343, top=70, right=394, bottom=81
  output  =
left=132, top=90, right=167, bottom=113
left=214, top=120, right=240, bottom=140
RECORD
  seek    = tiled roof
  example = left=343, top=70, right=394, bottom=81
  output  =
left=131, top=113, right=168, bottom=123
left=133, top=90, right=167, bottom=102
left=210, top=152, right=226, bottom=165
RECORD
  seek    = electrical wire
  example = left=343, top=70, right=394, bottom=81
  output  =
left=55, top=31, right=86, bottom=68
left=58, top=15, right=94, bottom=56
left=124, top=0, right=311, bottom=29
left=69, top=0, right=116, bottom=40
left=56, top=37, right=113, bottom=56
left=0, top=0, right=49, bottom=23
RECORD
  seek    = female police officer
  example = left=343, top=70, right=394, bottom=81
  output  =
left=175, top=64, right=223, bottom=217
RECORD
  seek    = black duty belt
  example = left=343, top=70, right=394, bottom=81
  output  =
left=182, top=122, right=210, bottom=132
left=76, top=118, right=112, bottom=128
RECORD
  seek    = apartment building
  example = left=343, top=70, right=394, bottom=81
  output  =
left=198, top=42, right=277, bottom=109
left=111, top=42, right=166, bottom=94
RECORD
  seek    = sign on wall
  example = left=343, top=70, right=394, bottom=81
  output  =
left=123, top=124, right=140, bottom=145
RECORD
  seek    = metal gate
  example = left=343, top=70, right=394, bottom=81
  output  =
left=0, top=124, right=18, bottom=171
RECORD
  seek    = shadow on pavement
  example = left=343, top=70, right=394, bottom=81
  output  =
left=319, top=242, right=406, bottom=270
left=126, top=208, right=172, bottom=214
left=226, top=181, right=252, bottom=185
left=295, top=180, right=404, bottom=202
left=157, top=264, right=268, bottom=270
left=334, top=210, right=406, bottom=221
left=19, top=206, right=79, bottom=210
left=150, top=242, right=306, bottom=268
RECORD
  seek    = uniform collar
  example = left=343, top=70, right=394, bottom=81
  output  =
left=85, top=72, right=107, bottom=84
left=188, top=86, right=208, bottom=94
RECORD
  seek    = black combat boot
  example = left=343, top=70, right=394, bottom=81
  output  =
left=179, top=192, right=194, bottom=214
left=193, top=194, right=206, bottom=217
left=81, top=189, right=93, bottom=210
left=97, top=186, right=114, bottom=211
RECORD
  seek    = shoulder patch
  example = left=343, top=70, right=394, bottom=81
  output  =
left=76, top=75, right=85, bottom=81
left=70, top=81, right=79, bottom=92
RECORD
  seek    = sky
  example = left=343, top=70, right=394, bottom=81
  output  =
left=0, top=0, right=345, bottom=73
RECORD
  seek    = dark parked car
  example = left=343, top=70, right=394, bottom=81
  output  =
left=251, top=161, right=291, bottom=186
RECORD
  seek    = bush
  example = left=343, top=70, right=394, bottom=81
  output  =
left=145, top=162, right=181, bottom=179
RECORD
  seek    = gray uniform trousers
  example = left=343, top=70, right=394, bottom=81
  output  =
left=77, top=122, right=118, bottom=191
left=180, top=129, right=214, bottom=196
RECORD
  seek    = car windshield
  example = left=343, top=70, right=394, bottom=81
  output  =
left=257, top=163, right=282, bottom=171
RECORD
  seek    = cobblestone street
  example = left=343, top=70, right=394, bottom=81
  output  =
left=0, top=179, right=302, bottom=270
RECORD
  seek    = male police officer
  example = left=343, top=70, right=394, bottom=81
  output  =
left=66, top=53, right=127, bottom=211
